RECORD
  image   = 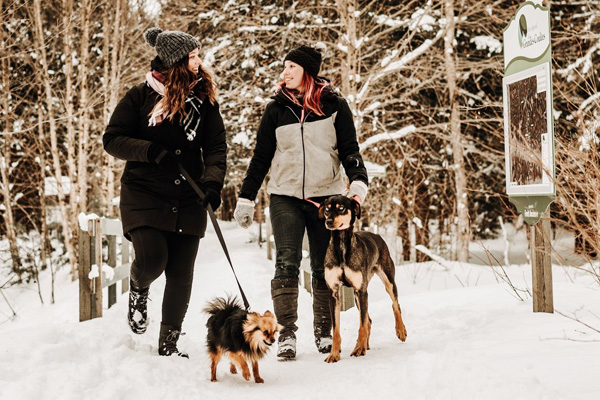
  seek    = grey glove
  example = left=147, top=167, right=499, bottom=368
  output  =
left=234, top=198, right=255, bottom=229
left=346, top=180, right=368, bottom=203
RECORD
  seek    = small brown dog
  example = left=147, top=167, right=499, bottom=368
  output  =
left=318, top=195, right=407, bottom=363
left=205, top=297, right=280, bottom=383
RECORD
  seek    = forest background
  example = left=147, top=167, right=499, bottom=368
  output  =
left=0, top=0, right=599, bottom=288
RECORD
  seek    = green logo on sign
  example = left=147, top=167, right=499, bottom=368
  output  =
left=518, top=14, right=528, bottom=47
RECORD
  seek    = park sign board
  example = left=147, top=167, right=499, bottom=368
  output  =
left=502, top=1, right=555, bottom=225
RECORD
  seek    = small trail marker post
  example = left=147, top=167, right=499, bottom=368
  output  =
left=502, top=1, right=555, bottom=313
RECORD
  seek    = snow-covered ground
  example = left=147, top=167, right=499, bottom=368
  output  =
left=1, top=221, right=599, bottom=400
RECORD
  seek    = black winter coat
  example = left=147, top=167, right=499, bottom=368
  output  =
left=103, top=82, right=227, bottom=240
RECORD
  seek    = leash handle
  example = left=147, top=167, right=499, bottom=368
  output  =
left=176, top=163, right=251, bottom=311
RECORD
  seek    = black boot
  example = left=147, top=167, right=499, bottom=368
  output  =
left=158, top=323, right=189, bottom=358
left=271, top=278, right=299, bottom=360
left=128, top=283, right=149, bottom=334
left=312, top=277, right=333, bottom=353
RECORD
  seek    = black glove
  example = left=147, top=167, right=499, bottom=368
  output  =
left=147, top=143, right=179, bottom=174
left=200, top=182, right=222, bottom=211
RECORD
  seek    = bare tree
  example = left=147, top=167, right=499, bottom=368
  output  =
left=0, top=0, right=598, bottom=285
left=76, top=0, right=92, bottom=217
left=100, top=0, right=151, bottom=217
left=0, top=0, right=23, bottom=279
left=443, top=0, right=469, bottom=261
left=30, top=0, right=78, bottom=278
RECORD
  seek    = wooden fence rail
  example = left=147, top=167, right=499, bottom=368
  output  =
left=78, top=217, right=132, bottom=322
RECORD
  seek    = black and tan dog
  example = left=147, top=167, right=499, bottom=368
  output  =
left=318, top=195, right=407, bottom=363
left=204, top=297, right=280, bottom=383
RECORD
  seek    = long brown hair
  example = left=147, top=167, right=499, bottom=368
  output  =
left=278, top=71, right=329, bottom=116
left=160, top=55, right=217, bottom=123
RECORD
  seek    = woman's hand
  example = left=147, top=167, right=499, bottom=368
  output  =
left=201, top=183, right=222, bottom=211
left=148, top=143, right=179, bottom=174
left=234, top=198, right=255, bottom=229
left=346, top=180, right=368, bottom=204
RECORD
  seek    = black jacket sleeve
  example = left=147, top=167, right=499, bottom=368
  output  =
left=200, top=102, right=228, bottom=191
left=239, top=102, right=278, bottom=200
left=103, top=84, right=154, bottom=162
left=334, top=98, right=369, bottom=185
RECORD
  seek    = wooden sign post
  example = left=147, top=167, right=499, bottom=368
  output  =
left=502, top=1, right=555, bottom=313
left=531, top=219, right=553, bottom=312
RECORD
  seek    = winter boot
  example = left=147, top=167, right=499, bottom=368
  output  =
left=312, top=277, right=333, bottom=353
left=271, top=278, right=299, bottom=360
left=128, top=283, right=149, bottom=334
left=158, top=323, right=189, bottom=358
left=277, top=335, right=297, bottom=361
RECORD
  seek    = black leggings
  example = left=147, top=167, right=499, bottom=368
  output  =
left=129, top=227, right=200, bottom=328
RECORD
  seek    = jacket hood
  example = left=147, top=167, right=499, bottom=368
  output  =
left=272, top=77, right=340, bottom=108
left=150, top=56, right=168, bottom=72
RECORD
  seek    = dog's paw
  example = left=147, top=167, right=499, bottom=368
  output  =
left=254, top=377, right=264, bottom=384
left=242, top=371, right=251, bottom=381
left=324, top=352, right=340, bottom=363
left=351, top=344, right=367, bottom=357
left=229, top=363, right=238, bottom=374
left=397, top=326, right=407, bottom=342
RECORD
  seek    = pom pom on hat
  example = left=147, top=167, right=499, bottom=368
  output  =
left=143, top=27, right=201, bottom=69
left=144, top=27, right=162, bottom=47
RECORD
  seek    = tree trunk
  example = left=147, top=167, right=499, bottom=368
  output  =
left=62, top=0, right=81, bottom=250
left=77, top=0, right=92, bottom=216
left=102, top=0, right=125, bottom=217
left=444, top=0, right=469, bottom=262
left=0, top=128, right=22, bottom=281
left=37, top=112, right=53, bottom=302
left=336, top=0, right=361, bottom=130
left=0, top=4, right=23, bottom=280
left=31, top=0, right=78, bottom=279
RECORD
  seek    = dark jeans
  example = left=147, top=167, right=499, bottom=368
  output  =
left=269, top=194, right=331, bottom=282
left=129, top=227, right=200, bottom=328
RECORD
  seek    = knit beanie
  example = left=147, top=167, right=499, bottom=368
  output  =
left=283, top=45, right=322, bottom=78
left=144, top=27, right=201, bottom=69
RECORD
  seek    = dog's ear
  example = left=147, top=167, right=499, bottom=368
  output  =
left=318, top=200, right=327, bottom=220
left=243, top=312, right=260, bottom=331
left=263, top=310, right=274, bottom=318
left=351, top=198, right=361, bottom=219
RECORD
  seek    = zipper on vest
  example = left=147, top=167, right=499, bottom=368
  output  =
left=300, top=108, right=306, bottom=198
left=300, top=108, right=312, bottom=199
left=285, top=105, right=311, bottom=199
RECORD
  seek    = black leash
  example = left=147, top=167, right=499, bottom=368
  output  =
left=177, top=163, right=251, bottom=311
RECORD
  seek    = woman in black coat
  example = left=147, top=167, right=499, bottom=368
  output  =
left=103, top=27, right=227, bottom=357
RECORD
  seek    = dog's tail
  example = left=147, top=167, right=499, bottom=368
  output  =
left=203, top=295, right=243, bottom=315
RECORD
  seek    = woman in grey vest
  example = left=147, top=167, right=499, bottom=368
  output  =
left=234, top=45, right=368, bottom=360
